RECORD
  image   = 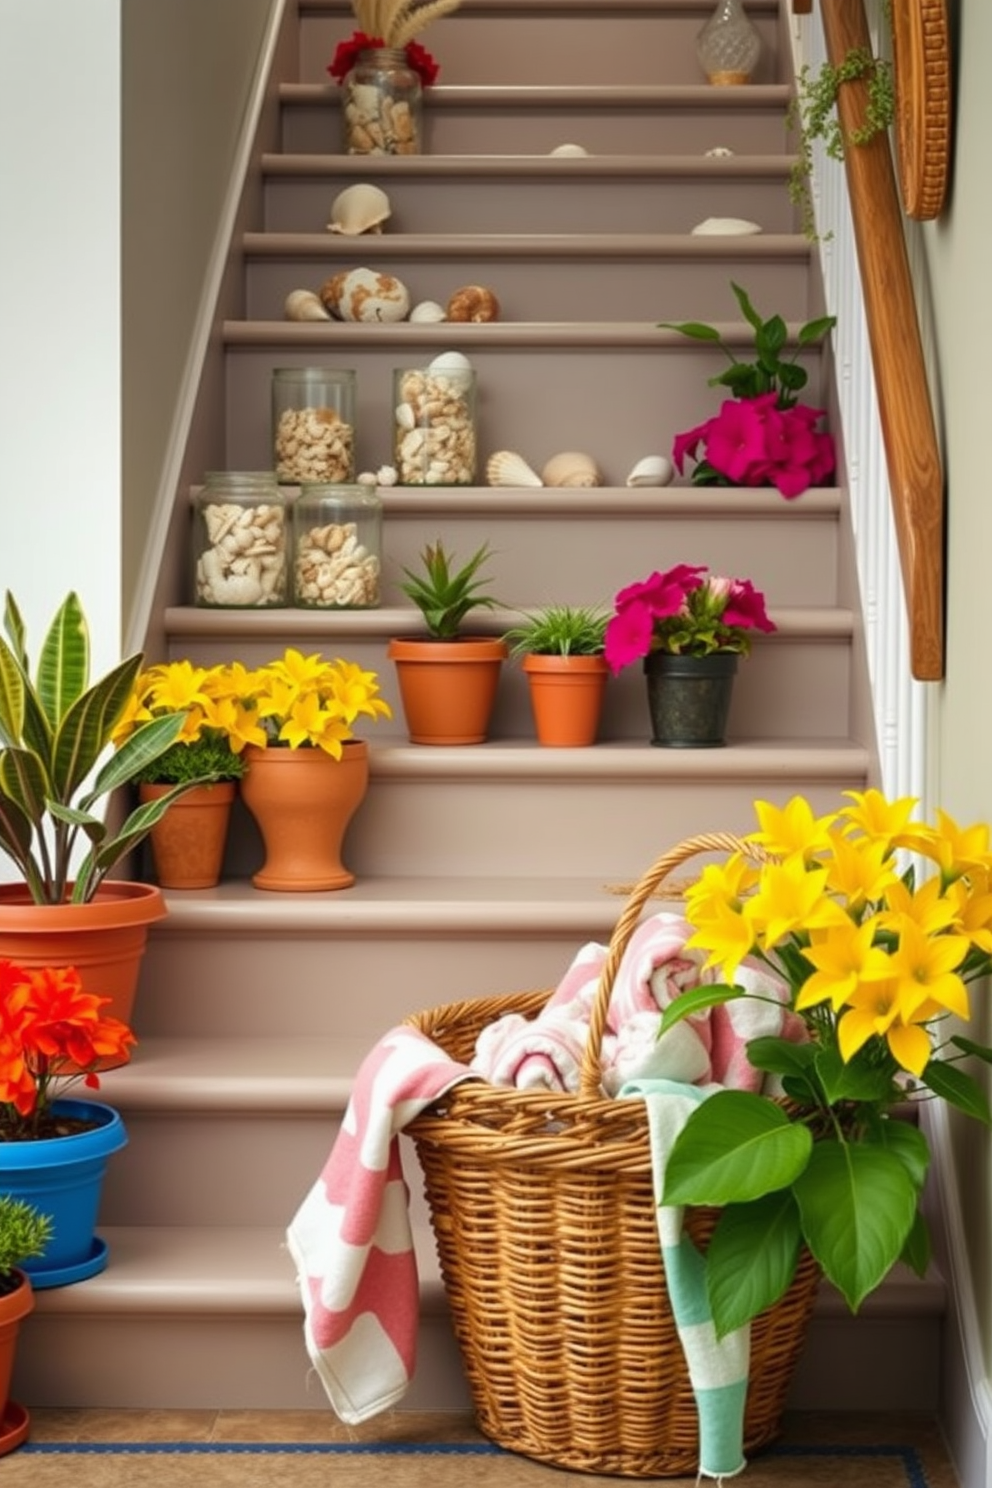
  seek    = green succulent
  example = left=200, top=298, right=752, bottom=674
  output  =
left=503, top=604, right=608, bottom=658
left=399, top=541, right=501, bottom=641
left=0, top=1196, right=53, bottom=1293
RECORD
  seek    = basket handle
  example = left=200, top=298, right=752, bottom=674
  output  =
left=579, top=831, right=748, bottom=1099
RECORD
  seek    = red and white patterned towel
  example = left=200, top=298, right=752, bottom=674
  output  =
left=285, top=1025, right=473, bottom=1423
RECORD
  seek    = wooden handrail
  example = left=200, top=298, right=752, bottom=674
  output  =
left=815, top=0, right=945, bottom=680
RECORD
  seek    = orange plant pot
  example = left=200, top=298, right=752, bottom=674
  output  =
left=0, top=1272, right=33, bottom=1455
left=240, top=740, right=369, bottom=892
left=522, top=654, right=609, bottom=747
left=139, top=782, right=237, bottom=890
left=387, top=637, right=507, bottom=745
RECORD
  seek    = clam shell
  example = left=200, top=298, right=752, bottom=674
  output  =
left=284, top=288, right=331, bottom=322
left=327, top=183, right=391, bottom=235
left=319, top=267, right=410, bottom=322
left=541, top=451, right=602, bottom=488
left=409, top=299, right=448, bottom=323
left=486, top=450, right=543, bottom=488
left=550, top=142, right=589, bottom=157
left=427, top=350, right=474, bottom=391
left=625, top=455, right=675, bottom=488
left=691, top=217, right=763, bottom=235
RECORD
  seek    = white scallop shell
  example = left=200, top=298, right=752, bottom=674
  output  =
left=327, top=183, right=391, bottom=235
left=409, top=299, right=448, bottom=323
left=704, top=146, right=736, bottom=157
left=321, top=267, right=410, bottom=322
left=428, top=350, right=474, bottom=391
left=486, top=450, right=543, bottom=488
left=691, top=217, right=763, bottom=236
left=625, top=455, right=675, bottom=488
left=284, top=288, right=331, bottom=322
left=550, top=143, right=589, bottom=157
left=541, top=451, right=602, bottom=488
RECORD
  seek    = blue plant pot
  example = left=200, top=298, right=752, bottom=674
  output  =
left=0, top=1100, right=127, bottom=1288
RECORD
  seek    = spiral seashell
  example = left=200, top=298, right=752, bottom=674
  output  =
left=486, top=450, right=543, bottom=488
left=446, top=285, right=500, bottom=323
left=541, top=451, right=602, bottom=488
left=319, top=267, right=410, bottom=322
left=691, top=217, right=762, bottom=236
left=326, top=183, right=391, bottom=235
left=409, top=300, right=448, bottom=323
left=625, top=455, right=675, bottom=488
left=284, top=289, right=331, bottom=322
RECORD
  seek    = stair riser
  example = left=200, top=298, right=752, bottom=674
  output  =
left=223, top=345, right=830, bottom=481
left=248, top=253, right=812, bottom=325
left=263, top=175, right=796, bottom=236
left=298, top=13, right=783, bottom=88
left=281, top=103, right=795, bottom=158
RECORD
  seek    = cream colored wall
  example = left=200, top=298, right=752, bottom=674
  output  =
left=922, top=1, right=992, bottom=1382
left=121, top=0, right=275, bottom=629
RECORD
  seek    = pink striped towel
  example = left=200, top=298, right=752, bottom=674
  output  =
left=285, top=1025, right=474, bottom=1423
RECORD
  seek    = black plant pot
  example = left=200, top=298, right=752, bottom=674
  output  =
left=643, top=652, right=738, bottom=748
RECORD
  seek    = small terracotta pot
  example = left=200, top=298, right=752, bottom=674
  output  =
left=139, top=782, right=237, bottom=890
left=522, top=654, right=609, bottom=747
left=0, top=1271, right=32, bottom=1455
left=240, top=740, right=369, bottom=891
left=388, top=637, right=507, bottom=745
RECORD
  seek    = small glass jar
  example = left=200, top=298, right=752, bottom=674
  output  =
left=342, top=47, right=422, bottom=156
left=292, top=483, right=382, bottom=609
left=696, top=0, right=761, bottom=85
left=272, top=368, right=356, bottom=485
left=192, top=471, right=288, bottom=607
left=393, top=363, right=477, bottom=485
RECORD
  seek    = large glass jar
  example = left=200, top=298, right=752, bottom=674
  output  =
left=393, top=362, right=477, bottom=485
left=192, top=471, right=288, bottom=607
left=272, top=368, right=356, bottom=485
left=292, top=483, right=382, bottom=609
left=342, top=47, right=422, bottom=155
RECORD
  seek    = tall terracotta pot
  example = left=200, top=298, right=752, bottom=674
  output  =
left=240, top=740, right=369, bottom=891
left=139, top=781, right=237, bottom=889
left=0, top=881, right=166, bottom=1067
left=387, top=637, right=507, bottom=745
left=522, top=654, right=609, bottom=747
left=0, top=1273, right=32, bottom=1455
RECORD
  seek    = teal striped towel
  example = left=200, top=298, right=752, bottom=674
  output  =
left=620, top=1078, right=749, bottom=1483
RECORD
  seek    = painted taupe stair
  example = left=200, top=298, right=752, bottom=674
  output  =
left=15, top=0, right=943, bottom=1415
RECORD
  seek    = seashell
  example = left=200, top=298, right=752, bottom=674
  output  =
left=446, top=285, right=500, bottom=323
left=284, top=288, right=331, bottom=322
left=327, top=183, right=392, bottom=236
left=375, top=464, right=398, bottom=486
left=319, top=267, right=410, bottom=322
left=486, top=450, right=543, bottom=488
left=625, top=455, right=675, bottom=488
left=691, top=217, right=763, bottom=236
left=704, top=146, right=736, bottom=157
left=541, top=451, right=602, bottom=488
left=550, top=143, right=589, bottom=157
left=409, top=299, right=447, bottom=323
left=427, top=350, right=474, bottom=392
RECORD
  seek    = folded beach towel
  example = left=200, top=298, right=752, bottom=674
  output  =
left=285, top=1025, right=474, bottom=1423
left=471, top=1007, right=587, bottom=1092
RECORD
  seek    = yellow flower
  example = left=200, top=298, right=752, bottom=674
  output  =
left=744, top=855, right=849, bottom=952
left=860, top=918, right=971, bottom=1022
left=796, top=917, right=889, bottom=1012
left=838, top=788, right=924, bottom=853
left=837, top=979, right=934, bottom=1076
left=917, top=809, right=992, bottom=886
left=822, top=828, right=898, bottom=913
left=876, top=877, right=957, bottom=938
left=748, top=796, right=837, bottom=861
left=946, top=876, right=992, bottom=956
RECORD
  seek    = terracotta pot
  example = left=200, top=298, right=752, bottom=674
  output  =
left=643, top=651, right=738, bottom=747
left=0, top=1272, right=32, bottom=1455
left=240, top=740, right=369, bottom=891
left=0, top=881, right=166, bottom=1066
left=139, top=781, right=237, bottom=889
left=387, top=637, right=507, bottom=745
left=522, top=654, right=609, bottom=747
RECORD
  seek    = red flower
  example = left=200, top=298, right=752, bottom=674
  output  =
left=327, top=31, right=440, bottom=87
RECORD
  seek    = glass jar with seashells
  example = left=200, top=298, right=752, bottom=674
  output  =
left=343, top=47, right=422, bottom=155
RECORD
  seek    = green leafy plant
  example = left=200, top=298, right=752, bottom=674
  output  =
left=661, top=282, right=836, bottom=408
left=0, top=1195, right=53, bottom=1294
left=399, top=541, right=502, bottom=640
left=0, top=592, right=229, bottom=905
left=503, top=604, right=608, bottom=658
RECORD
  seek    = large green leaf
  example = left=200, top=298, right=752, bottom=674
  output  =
left=876, top=1116, right=930, bottom=1192
left=658, top=982, right=744, bottom=1036
left=0, top=746, right=50, bottom=826
left=662, top=1091, right=813, bottom=1206
left=745, top=1036, right=818, bottom=1080
left=920, top=1058, right=991, bottom=1123
left=706, top=1189, right=804, bottom=1338
left=0, top=636, right=26, bottom=749
left=792, top=1139, right=918, bottom=1310
left=814, top=1044, right=897, bottom=1104
left=900, top=1206, right=931, bottom=1278
left=730, top=281, right=762, bottom=331
left=35, top=591, right=89, bottom=728
left=950, top=1034, right=992, bottom=1066
left=798, top=314, right=837, bottom=345
left=81, top=712, right=187, bottom=805
left=50, top=653, right=145, bottom=799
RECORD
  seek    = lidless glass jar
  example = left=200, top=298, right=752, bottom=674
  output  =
left=393, top=363, right=477, bottom=485
left=292, top=483, right=382, bottom=609
left=342, top=48, right=422, bottom=156
left=192, top=471, right=288, bottom=607
left=272, top=368, right=357, bottom=485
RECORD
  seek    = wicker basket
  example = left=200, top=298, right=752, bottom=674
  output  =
left=405, top=832, right=820, bottom=1478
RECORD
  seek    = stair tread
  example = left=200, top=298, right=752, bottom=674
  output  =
left=245, top=230, right=808, bottom=259
left=281, top=82, right=794, bottom=109
left=262, top=153, right=795, bottom=178
left=223, top=319, right=804, bottom=347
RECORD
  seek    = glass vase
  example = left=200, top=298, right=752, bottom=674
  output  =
left=342, top=48, right=422, bottom=155
left=696, top=0, right=761, bottom=86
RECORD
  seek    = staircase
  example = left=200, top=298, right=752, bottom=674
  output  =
left=14, top=0, right=945, bottom=1416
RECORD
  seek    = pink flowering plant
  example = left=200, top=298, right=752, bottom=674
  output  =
left=663, top=282, right=837, bottom=499
left=604, top=563, right=776, bottom=676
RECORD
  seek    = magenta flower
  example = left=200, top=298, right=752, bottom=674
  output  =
left=605, top=563, right=776, bottom=673
left=672, top=394, right=836, bottom=499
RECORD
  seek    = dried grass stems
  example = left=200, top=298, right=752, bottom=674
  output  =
left=351, top=0, right=462, bottom=49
